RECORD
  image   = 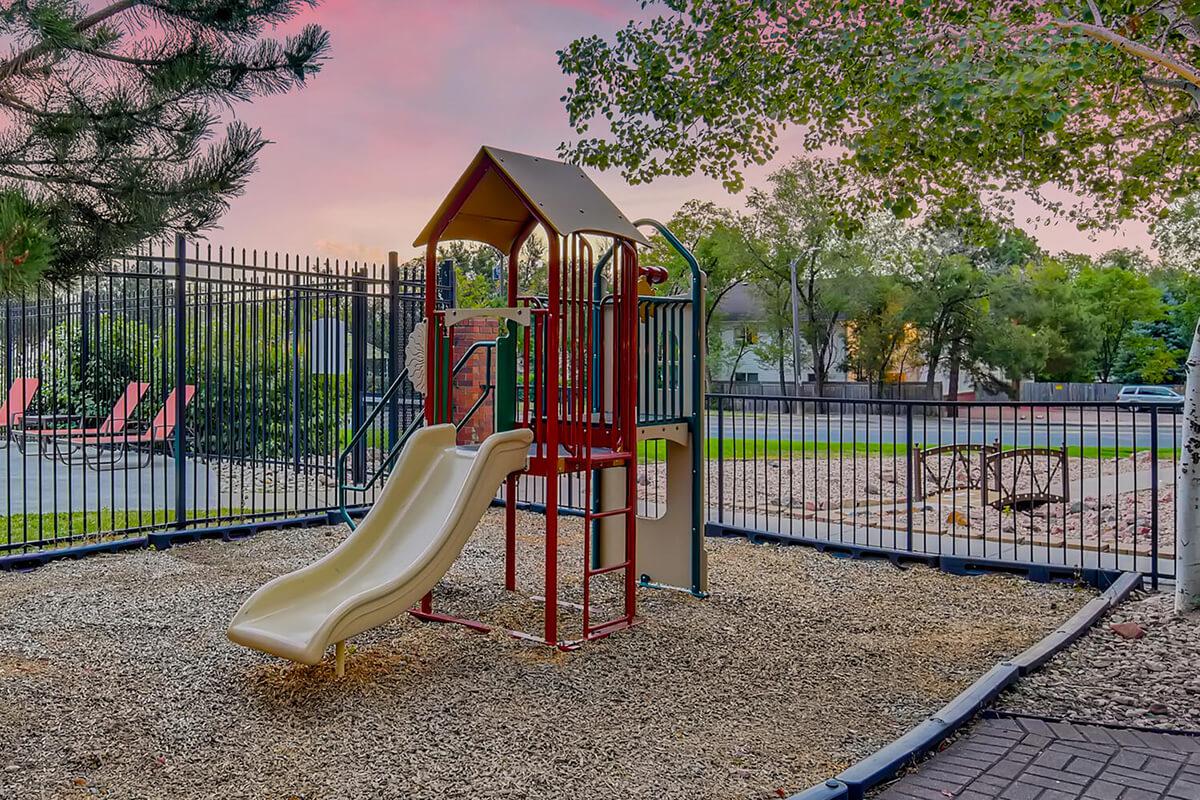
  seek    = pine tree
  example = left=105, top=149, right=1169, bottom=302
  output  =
left=0, top=0, right=330, bottom=290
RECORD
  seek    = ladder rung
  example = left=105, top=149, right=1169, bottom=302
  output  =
left=586, top=452, right=630, bottom=464
left=585, top=615, right=635, bottom=638
left=586, top=506, right=632, bottom=520
left=586, top=559, right=630, bottom=578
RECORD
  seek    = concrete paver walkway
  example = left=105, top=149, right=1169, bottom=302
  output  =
left=877, top=715, right=1200, bottom=800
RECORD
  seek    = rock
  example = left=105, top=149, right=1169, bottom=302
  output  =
left=1110, top=621, right=1145, bottom=640
left=1112, top=695, right=1137, bottom=706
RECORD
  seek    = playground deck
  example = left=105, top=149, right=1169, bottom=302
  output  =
left=0, top=509, right=1091, bottom=799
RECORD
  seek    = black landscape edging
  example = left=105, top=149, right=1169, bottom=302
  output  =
left=786, top=573, right=1142, bottom=800
left=705, top=521, right=1125, bottom=590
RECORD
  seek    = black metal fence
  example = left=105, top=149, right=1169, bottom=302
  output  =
left=702, top=394, right=1177, bottom=586
left=0, top=238, right=432, bottom=560
left=0, top=247, right=1182, bottom=589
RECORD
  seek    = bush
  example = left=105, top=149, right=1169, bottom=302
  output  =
left=38, top=314, right=154, bottom=418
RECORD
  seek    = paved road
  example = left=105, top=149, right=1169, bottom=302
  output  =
left=0, top=444, right=220, bottom=515
left=706, top=412, right=1183, bottom=451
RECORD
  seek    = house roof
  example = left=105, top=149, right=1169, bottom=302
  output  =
left=413, top=146, right=651, bottom=251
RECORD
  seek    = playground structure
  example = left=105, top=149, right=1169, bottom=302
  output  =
left=228, top=146, right=707, bottom=667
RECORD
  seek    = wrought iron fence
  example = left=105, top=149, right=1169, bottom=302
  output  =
left=702, top=394, right=1177, bottom=587
left=0, top=237, right=432, bottom=560
left=0, top=249, right=1182, bottom=592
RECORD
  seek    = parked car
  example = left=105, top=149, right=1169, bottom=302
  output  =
left=1116, top=385, right=1185, bottom=412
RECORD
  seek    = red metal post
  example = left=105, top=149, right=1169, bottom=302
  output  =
left=622, top=242, right=639, bottom=621
left=543, top=228, right=560, bottom=646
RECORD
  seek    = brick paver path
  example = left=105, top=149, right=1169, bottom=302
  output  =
left=877, top=715, right=1200, bottom=800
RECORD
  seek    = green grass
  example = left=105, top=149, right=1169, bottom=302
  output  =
left=635, top=437, right=1178, bottom=462
left=0, top=508, right=248, bottom=548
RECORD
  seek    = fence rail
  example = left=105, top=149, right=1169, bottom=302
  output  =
left=702, top=393, right=1176, bottom=586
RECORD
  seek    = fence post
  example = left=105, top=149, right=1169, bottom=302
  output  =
left=79, top=288, right=89, bottom=390
left=350, top=268, right=368, bottom=483
left=1150, top=406, right=1160, bottom=590
left=173, top=234, right=188, bottom=532
left=290, top=273, right=302, bottom=472
left=387, top=252, right=401, bottom=448
left=438, top=258, right=457, bottom=307
left=717, top=397, right=725, bottom=524
left=904, top=402, right=914, bottom=551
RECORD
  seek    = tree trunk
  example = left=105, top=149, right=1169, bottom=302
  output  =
left=811, top=342, right=827, bottom=415
left=946, top=342, right=962, bottom=418
left=1176, top=321, right=1200, bottom=612
left=925, top=343, right=942, bottom=394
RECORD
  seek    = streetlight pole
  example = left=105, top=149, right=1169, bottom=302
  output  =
left=788, top=256, right=802, bottom=398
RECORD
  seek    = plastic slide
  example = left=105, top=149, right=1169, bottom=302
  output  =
left=227, top=424, right=533, bottom=666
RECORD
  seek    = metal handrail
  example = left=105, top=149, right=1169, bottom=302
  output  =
left=336, top=338, right=498, bottom=527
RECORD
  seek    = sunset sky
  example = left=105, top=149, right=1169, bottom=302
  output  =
left=217, top=0, right=1153, bottom=264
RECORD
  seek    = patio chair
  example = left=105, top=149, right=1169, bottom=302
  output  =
left=50, top=385, right=196, bottom=470
left=0, top=377, right=39, bottom=450
left=16, top=381, right=150, bottom=455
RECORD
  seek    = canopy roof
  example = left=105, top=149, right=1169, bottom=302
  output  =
left=413, top=146, right=651, bottom=251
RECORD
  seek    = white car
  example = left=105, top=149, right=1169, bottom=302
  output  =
left=1117, top=385, right=1185, bottom=412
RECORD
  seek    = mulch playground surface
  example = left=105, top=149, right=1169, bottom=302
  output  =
left=0, top=509, right=1091, bottom=799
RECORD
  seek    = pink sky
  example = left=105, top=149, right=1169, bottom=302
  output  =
left=217, top=0, right=1152, bottom=263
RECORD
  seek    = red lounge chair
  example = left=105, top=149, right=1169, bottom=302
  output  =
left=51, top=385, right=196, bottom=469
left=16, top=381, right=150, bottom=454
left=0, top=378, right=39, bottom=449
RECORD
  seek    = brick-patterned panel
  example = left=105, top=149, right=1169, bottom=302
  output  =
left=877, top=717, right=1200, bottom=800
left=451, top=317, right=499, bottom=445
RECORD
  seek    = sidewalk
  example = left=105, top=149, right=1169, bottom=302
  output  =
left=877, top=715, right=1199, bottom=800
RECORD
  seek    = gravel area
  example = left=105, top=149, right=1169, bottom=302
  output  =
left=663, top=453, right=1173, bottom=557
left=0, top=510, right=1092, bottom=800
left=998, top=590, right=1200, bottom=732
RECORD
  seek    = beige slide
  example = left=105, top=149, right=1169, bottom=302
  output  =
left=227, top=424, right=533, bottom=667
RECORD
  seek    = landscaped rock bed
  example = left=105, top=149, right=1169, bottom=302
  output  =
left=998, top=590, right=1200, bottom=732
left=662, top=452, right=1174, bottom=560
left=0, top=510, right=1092, bottom=799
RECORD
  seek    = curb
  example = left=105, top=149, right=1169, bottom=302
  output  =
left=706, top=522, right=1126, bottom=590
left=788, top=779, right=849, bottom=800
left=786, top=572, right=1142, bottom=800
left=0, top=506, right=373, bottom=570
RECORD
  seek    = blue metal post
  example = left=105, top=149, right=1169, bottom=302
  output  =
left=1150, top=406, right=1159, bottom=590
left=290, top=273, right=301, bottom=472
left=350, top=269, right=368, bottom=483
left=905, top=403, right=914, bottom=552
left=173, top=234, right=188, bottom=531
left=387, top=253, right=401, bottom=448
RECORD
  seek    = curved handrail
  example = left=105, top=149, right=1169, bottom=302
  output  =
left=336, top=338, right=498, bottom=528
left=634, top=218, right=708, bottom=597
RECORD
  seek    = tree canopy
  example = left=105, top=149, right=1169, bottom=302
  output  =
left=559, top=1, right=1200, bottom=224
left=0, top=0, right=329, bottom=290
